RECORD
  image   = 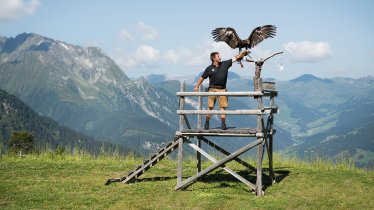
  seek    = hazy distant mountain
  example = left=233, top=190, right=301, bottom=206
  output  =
left=0, top=33, right=178, bottom=152
left=0, top=89, right=118, bottom=154
left=152, top=73, right=374, bottom=167
left=289, top=74, right=333, bottom=84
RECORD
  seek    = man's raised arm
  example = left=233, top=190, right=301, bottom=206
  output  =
left=194, top=77, right=205, bottom=92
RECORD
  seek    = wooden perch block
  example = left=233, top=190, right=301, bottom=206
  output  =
left=262, top=82, right=276, bottom=91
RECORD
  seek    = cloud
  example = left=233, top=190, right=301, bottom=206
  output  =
left=137, top=21, right=158, bottom=40
left=115, top=45, right=160, bottom=68
left=0, top=0, right=40, bottom=22
left=283, top=41, right=332, bottom=62
left=120, top=29, right=134, bottom=42
left=163, top=49, right=179, bottom=64
left=163, top=41, right=237, bottom=66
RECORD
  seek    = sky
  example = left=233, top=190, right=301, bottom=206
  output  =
left=0, top=0, right=373, bottom=80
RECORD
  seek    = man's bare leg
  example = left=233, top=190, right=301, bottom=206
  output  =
left=204, top=107, right=213, bottom=130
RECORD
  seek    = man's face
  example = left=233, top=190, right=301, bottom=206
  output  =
left=213, top=53, right=221, bottom=63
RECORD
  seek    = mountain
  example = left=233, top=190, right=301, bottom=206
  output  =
left=0, top=33, right=178, bottom=152
left=290, top=74, right=333, bottom=84
left=145, top=74, right=167, bottom=84
left=154, top=72, right=374, bottom=167
left=0, top=89, right=118, bottom=153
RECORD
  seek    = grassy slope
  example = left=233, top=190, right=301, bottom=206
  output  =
left=0, top=155, right=373, bottom=210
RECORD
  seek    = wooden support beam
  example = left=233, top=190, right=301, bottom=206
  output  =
left=269, top=93, right=276, bottom=183
left=256, top=138, right=264, bottom=196
left=186, top=139, right=256, bottom=190
left=196, top=85, right=203, bottom=173
left=176, top=131, right=259, bottom=137
left=177, top=91, right=264, bottom=97
left=177, top=138, right=183, bottom=185
left=175, top=138, right=263, bottom=190
left=179, top=81, right=185, bottom=131
left=197, top=138, right=202, bottom=173
left=199, top=137, right=257, bottom=172
left=255, top=80, right=264, bottom=196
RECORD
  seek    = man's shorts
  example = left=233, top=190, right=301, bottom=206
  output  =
left=208, top=88, right=228, bottom=108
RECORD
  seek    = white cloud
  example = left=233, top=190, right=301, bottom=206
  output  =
left=115, top=45, right=160, bottom=68
left=283, top=41, right=332, bottom=63
left=165, top=41, right=237, bottom=66
left=135, top=45, right=160, bottom=61
left=0, top=0, right=40, bottom=22
left=137, top=21, right=158, bottom=40
left=163, top=49, right=179, bottom=64
left=120, top=29, right=134, bottom=42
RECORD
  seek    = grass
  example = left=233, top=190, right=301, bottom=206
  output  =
left=0, top=153, right=373, bottom=210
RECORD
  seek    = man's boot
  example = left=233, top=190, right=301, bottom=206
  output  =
left=221, top=119, right=227, bottom=130
left=204, top=121, right=209, bottom=130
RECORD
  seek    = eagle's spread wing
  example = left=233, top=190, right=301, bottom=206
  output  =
left=247, top=25, right=277, bottom=48
left=211, top=27, right=241, bottom=49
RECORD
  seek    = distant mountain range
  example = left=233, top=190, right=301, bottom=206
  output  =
left=0, top=33, right=373, bottom=167
left=0, top=33, right=178, bottom=153
left=0, top=89, right=119, bottom=154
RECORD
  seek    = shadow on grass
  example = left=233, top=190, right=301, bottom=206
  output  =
left=132, top=167, right=290, bottom=192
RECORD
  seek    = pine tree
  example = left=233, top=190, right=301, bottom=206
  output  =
left=9, top=131, right=34, bottom=157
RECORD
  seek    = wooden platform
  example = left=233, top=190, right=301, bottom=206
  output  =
left=177, top=128, right=260, bottom=137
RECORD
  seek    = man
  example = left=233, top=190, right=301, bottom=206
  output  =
left=194, top=50, right=249, bottom=130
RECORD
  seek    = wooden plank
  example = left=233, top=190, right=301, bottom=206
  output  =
left=177, top=109, right=266, bottom=115
left=196, top=85, right=203, bottom=174
left=197, top=138, right=201, bottom=173
left=175, top=138, right=263, bottom=190
left=256, top=88, right=264, bottom=196
left=177, top=138, right=183, bottom=185
left=197, top=85, right=203, bottom=129
left=176, top=91, right=264, bottom=96
left=256, top=138, right=264, bottom=196
left=176, top=132, right=258, bottom=137
left=186, top=140, right=256, bottom=190
left=182, top=128, right=257, bottom=134
left=269, top=93, right=276, bottom=183
left=179, top=81, right=185, bottom=131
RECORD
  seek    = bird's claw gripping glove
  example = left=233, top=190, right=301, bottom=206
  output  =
left=236, top=50, right=251, bottom=61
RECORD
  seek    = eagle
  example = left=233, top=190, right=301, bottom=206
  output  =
left=212, top=25, right=277, bottom=66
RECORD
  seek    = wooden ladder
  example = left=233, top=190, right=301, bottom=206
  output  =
left=105, top=136, right=181, bottom=185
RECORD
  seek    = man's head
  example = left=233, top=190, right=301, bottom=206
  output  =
left=210, top=52, right=221, bottom=64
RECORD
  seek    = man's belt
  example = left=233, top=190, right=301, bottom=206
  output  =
left=209, top=85, right=226, bottom=89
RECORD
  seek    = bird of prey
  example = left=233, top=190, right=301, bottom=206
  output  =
left=212, top=25, right=277, bottom=67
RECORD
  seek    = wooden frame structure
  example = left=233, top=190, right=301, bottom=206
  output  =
left=174, top=79, right=277, bottom=195
left=106, top=78, right=278, bottom=196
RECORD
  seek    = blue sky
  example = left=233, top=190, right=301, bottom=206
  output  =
left=1, top=0, right=373, bottom=80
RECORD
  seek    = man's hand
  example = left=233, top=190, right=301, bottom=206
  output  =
left=194, top=86, right=199, bottom=92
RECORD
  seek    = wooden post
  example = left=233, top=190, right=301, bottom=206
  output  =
left=269, top=93, right=275, bottom=183
left=177, top=137, right=184, bottom=187
left=197, top=138, right=202, bottom=173
left=179, top=81, right=185, bottom=131
left=255, top=78, right=264, bottom=196
left=197, top=85, right=202, bottom=173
